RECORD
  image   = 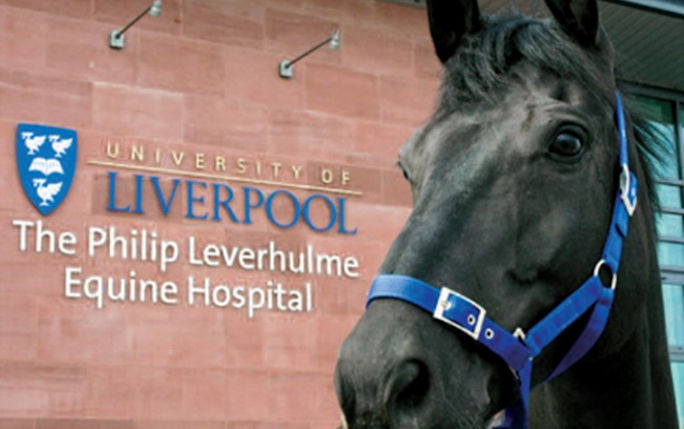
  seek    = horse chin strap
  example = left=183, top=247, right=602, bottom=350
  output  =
left=365, top=92, right=638, bottom=429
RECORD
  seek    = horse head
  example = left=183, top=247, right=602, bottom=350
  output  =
left=334, top=0, right=677, bottom=428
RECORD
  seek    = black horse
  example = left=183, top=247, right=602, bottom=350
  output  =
left=333, top=0, right=678, bottom=428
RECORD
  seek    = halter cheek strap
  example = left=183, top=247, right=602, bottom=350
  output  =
left=365, top=92, right=637, bottom=429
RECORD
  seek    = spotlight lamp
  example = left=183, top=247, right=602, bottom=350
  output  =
left=109, top=0, right=163, bottom=49
left=279, top=29, right=341, bottom=79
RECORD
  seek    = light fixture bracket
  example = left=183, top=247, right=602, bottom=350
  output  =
left=279, top=61, right=294, bottom=79
left=278, top=29, right=340, bottom=79
left=109, top=30, right=125, bottom=49
left=108, top=1, right=163, bottom=50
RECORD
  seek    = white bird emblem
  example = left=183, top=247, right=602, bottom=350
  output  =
left=32, top=179, right=63, bottom=206
left=29, top=158, right=64, bottom=176
left=23, top=133, right=47, bottom=155
left=51, top=137, right=73, bottom=158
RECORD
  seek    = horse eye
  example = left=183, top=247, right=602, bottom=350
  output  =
left=549, top=132, right=584, bottom=158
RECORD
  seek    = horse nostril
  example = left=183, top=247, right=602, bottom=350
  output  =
left=383, top=359, right=430, bottom=410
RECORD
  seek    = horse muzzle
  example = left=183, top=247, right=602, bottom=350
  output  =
left=334, top=299, right=505, bottom=429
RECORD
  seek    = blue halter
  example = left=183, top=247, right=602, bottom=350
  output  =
left=366, top=92, right=638, bottom=428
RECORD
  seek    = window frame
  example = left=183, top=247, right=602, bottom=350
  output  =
left=623, top=81, right=684, bottom=364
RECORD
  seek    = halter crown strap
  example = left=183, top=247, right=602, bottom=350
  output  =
left=365, top=92, right=637, bottom=429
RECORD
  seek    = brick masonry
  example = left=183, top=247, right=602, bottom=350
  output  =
left=0, top=0, right=441, bottom=427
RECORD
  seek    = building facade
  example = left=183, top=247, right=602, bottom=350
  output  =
left=0, top=0, right=682, bottom=428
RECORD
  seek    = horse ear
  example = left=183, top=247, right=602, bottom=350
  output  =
left=545, top=0, right=600, bottom=47
left=426, top=0, right=482, bottom=63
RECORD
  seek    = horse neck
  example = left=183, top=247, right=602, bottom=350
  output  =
left=532, top=205, right=678, bottom=428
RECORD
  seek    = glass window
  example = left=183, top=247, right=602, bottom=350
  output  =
left=655, top=185, right=682, bottom=237
left=658, top=242, right=684, bottom=267
left=634, top=93, right=683, bottom=425
left=662, top=284, right=684, bottom=347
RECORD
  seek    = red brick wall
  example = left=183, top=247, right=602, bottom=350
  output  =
left=0, top=1, right=441, bottom=428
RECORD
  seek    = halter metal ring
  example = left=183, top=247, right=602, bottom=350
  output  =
left=593, top=259, right=617, bottom=290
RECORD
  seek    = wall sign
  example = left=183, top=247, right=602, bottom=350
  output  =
left=11, top=123, right=364, bottom=317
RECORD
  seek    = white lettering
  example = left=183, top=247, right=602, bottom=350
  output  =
left=64, top=266, right=82, bottom=299
left=344, top=256, right=359, bottom=278
left=160, top=240, right=178, bottom=272
left=247, top=287, right=265, bottom=318
left=187, top=276, right=210, bottom=306
left=88, top=226, right=107, bottom=257
left=12, top=219, right=33, bottom=251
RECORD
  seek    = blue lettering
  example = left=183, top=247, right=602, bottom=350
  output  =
left=103, top=173, right=355, bottom=234
left=150, top=176, right=180, bottom=216
left=303, top=194, right=336, bottom=233
left=243, top=187, right=264, bottom=224
left=134, top=174, right=144, bottom=214
left=213, top=184, right=239, bottom=223
left=337, top=197, right=357, bottom=235
left=266, top=190, right=300, bottom=229
left=186, top=180, right=208, bottom=220
left=107, top=171, right=131, bottom=212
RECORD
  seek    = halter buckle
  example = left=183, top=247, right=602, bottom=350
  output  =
left=619, top=164, right=637, bottom=217
left=433, top=287, right=487, bottom=340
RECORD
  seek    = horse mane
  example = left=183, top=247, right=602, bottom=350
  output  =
left=437, top=13, right=671, bottom=216
left=630, top=110, right=673, bottom=213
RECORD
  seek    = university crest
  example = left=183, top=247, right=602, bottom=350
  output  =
left=16, top=123, right=77, bottom=215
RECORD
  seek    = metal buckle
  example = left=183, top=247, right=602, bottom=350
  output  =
left=619, top=164, right=637, bottom=217
left=433, top=287, right=486, bottom=340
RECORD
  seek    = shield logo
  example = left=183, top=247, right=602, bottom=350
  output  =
left=16, top=123, right=78, bottom=216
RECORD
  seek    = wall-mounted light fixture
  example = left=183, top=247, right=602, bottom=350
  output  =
left=109, top=0, right=163, bottom=49
left=278, top=29, right=341, bottom=79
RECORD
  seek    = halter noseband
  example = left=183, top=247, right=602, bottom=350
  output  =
left=366, top=92, right=638, bottom=429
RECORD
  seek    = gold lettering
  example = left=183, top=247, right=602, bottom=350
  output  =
left=195, top=153, right=205, bottom=169
left=131, top=145, right=144, bottom=162
left=171, top=151, right=184, bottom=166
left=321, top=168, right=333, bottom=184
left=236, top=158, right=247, bottom=174
left=341, top=169, right=350, bottom=186
left=215, top=156, right=226, bottom=171
left=255, top=161, right=262, bottom=176
left=271, top=162, right=282, bottom=179
left=154, top=149, right=161, bottom=164
left=106, top=141, right=119, bottom=159
left=291, top=165, right=303, bottom=180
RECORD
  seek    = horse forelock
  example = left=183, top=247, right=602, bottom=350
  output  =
left=437, top=14, right=610, bottom=107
